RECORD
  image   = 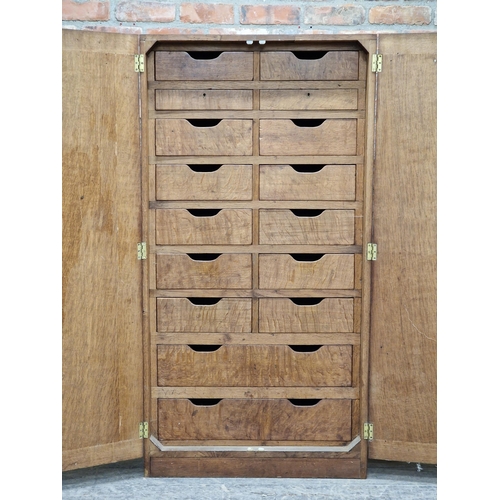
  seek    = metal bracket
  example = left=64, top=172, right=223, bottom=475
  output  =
left=139, top=422, right=149, bottom=439
left=363, top=423, right=374, bottom=441
left=371, top=54, right=382, bottom=73
left=367, top=243, right=377, bottom=261
left=137, top=242, right=147, bottom=260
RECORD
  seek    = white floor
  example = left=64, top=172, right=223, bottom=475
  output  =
left=62, top=459, right=437, bottom=499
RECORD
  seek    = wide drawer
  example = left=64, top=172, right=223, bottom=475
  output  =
left=259, top=164, right=356, bottom=201
left=156, top=209, right=252, bottom=245
left=156, top=298, right=252, bottom=333
left=260, top=51, right=359, bottom=81
left=156, top=119, right=253, bottom=156
left=259, top=119, right=357, bottom=156
left=156, top=164, right=253, bottom=201
left=259, top=209, right=354, bottom=245
left=260, top=89, right=358, bottom=111
left=157, top=345, right=352, bottom=387
left=156, top=253, right=252, bottom=289
left=259, top=254, right=354, bottom=290
left=156, top=90, right=253, bottom=110
left=157, top=398, right=352, bottom=442
left=259, top=298, right=354, bottom=333
left=155, top=51, right=254, bottom=81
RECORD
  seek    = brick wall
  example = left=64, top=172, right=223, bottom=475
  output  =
left=62, top=0, right=437, bottom=34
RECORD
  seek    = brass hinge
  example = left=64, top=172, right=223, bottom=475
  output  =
left=135, top=54, right=144, bottom=73
left=371, top=54, right=382, bottom=73
left=139, top=422, right=149, bottom=439
left=363, top=423, right=374, bottom=441
left=137, top=242, right=147, bottom=260
left=367, top=243, right=378, bottom=261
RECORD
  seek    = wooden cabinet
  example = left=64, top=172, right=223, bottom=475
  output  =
left=62, top=31, right=436, bottom=475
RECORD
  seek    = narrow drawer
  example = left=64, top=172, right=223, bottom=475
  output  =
left=260, top=89, right=358, bottom=111
left=156, top=90, right=253, bottom=111
left=156, top=119, right=253, bottom=156
left=155, top=51, right=254, bottom=81
left=157, top=345, right=352, bottom=387
left=259, top=209, right=354, bottom=245
left=158, top=398, right=352, bottom=442
left=260, top=119, right=357, bottom=156
left=156, top=253, right=252, bottom=289
left=260, top=51, right=359, bottom=81
left=156, top=165, right=252, bottom=201
left=157, top=298, right=252, bottom=333
left=259, top=165, right=356, bottom=201
left=259, top=298, right=354, bottom=333
left=156, top=209, right=252, bottom=245
left=259, top=254, right=354, bottom=290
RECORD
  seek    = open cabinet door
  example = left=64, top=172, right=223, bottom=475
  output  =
left=62, top=30, right=143, bottom=470
left=369, top=34, right=437, bottom=464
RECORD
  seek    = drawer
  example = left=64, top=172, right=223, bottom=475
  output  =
left=156, top=119, right=253, bottom=156
left=260, top=89, right=358, bottom=111
left=156, top=90, right=253, bottom=111
left=260, top=51, right=359, bottom=81
left=259, top=298, right=354, bottom=333
left=155, top=51, right=254, bottom=81
left=259, top=254, right=354, bottom=290
left=259, top=164, right=356, bottom=201
left=156, top=253, right=252, bottom=289
left=259, top=209, right=354, bottom=245
left=156, top=164, right=252, bottom=201
left=157, top=298, right=252, bottom=333
left=156, top=209, right=252, bottom=245
left=157, top=345, right=352, bottom=387
left=158, top=398, right=352, bottom=442
left=259, top=119, right=357, bottom=156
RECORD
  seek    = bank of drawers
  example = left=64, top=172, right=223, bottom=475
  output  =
left=152, top=47, right=362, bottom=447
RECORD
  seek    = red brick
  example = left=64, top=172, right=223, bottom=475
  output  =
left=115, top=1, right=175, bottom=23
left=180, top=4, right=234, bottom=24
left=62, top=1, right=109, bottom=21
left=304, top=5, right=365, bottom=26
left=240, top=5, right=300, bottom=25
left=369, top=6, right=431, bottom=25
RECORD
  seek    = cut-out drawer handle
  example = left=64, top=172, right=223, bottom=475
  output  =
left=187, top=51, right=223, bottom=60
left=287, top=399, right=322, bottom=407
left=290, top=165, right=325, bottom=173
left=291, top=119, right=325, bottom=128
left=291, top=51, right=328, bottom=60
left=187, top=209, right=221, bottom=217
left=187, top=164, right=223, bottom=172
left=187, top=253, right=222, bottom=261
left=290, top=209, right=324, bottom=217
left=187, top=298, right=222, bottom=305
left=188, top=345, right=223, bottom=352
left=186, top=119, right=222, bottom=127
left=289, top=298, right=324, bottom=306
left=188, top=398, right=222, bottom=406
left=289, top=254, right=324, bottom=262
left=288, top=345, right=322, bottom=353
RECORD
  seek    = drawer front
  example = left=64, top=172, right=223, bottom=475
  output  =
left=260, top=89, right=358, bottom=111
left=259, top=209, right=354, bottom=245
left=259, top=165, right=356, bottom=201
left=157, top=254, right=252, bottom=289
left=156, top=119, right=253, bottom=156
left=260, top=51, right=359, bottom=81
left=156, top=90, right=253, bottom=111
left=259, top=119, right=357, bottom=156
left=157, top=345, right=352, bottom=387
left=158, top=398, right=352, bottom=442
left=156, top=165, right=253, bottom=201
left=259, top=254, right=354, bottom=290
left=157, top=298, right=252, bottom=333
left=259, top=298, right=354, bottom=333
left=156, top=209, right=252, bottom=245
left=155, top=51, right=254, bottom=81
